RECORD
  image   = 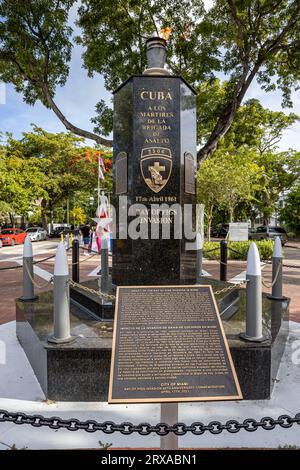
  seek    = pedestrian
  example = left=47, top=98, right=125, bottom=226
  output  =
left=80, top=223, right=90, bottom=255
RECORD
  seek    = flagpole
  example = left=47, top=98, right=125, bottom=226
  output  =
left=97, top=155, right=101, bottom=216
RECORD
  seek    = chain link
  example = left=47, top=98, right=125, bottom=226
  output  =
left=23, top=259, right=53, bottom=289
left=213, top=280, right=247, bottom=295
left=68, top=252, right=98, bottom=267
left=0, top=410, right=299, bottom=436
left=282, top=263, right=300, bottom=269
left=261, top=259, right=282, bottom=288
left=69, top=279, right=115, bottom=301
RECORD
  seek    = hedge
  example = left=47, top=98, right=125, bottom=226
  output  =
left=202, top=240, right=274, bottom=261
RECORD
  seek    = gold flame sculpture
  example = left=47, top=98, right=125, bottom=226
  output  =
left=159, top=27, right=172, bottom=41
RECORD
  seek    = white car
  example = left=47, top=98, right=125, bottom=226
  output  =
left=26, top=227, right=47, bottom=241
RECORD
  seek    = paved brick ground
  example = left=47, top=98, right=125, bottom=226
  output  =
left=0, top=242, right=299, bottom=324
left=0, top=249, right=101, bottom=325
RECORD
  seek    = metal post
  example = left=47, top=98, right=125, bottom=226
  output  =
left=72, top=238, right=80, bottom=283
left=220, top=239, right=228, bottom=282
left=48, top=242, right=76, bottom=344
left=268, top=237, right=285, bottom=301
left=101, top=235, right=110, bottom=296
left=19, top=236, right=37, bottom=301
left=196, top=233, right=203, bottom=283
left=240, top=242, right=266, bottom=342
left=160, top=403, right=178, bottom=450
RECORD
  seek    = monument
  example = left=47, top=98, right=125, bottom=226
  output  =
left=112, top=37, right=197, bottom=285
left=15, top=37, right=290, bottom=404
left=109, top=285, right=242, bottom=403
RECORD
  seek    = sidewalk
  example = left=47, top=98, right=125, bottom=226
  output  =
left=0, top=320, right=299, bottom=449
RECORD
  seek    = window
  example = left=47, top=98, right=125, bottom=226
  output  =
left=269, top=227, right=286, bottom=234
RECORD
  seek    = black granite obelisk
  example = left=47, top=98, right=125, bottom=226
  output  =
left=112, top=38, right=197, bottom=285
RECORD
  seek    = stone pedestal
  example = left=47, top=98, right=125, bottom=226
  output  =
left=113, top=75, right=197, bottom=285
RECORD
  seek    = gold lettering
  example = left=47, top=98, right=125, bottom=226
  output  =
left=140, top=91, right=173, bottom=101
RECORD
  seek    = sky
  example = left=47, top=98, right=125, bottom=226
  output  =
left=0, top=1, right=299, bottom=151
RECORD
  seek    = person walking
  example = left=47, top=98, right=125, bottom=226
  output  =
left=80, top=223, right=90, bottom=255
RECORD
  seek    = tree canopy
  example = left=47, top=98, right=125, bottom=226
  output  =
left=280, top=183, right=300, bottom=235
left=0, top=127, right=112, bottom=227
left=1, top=1, right=300, bottom=161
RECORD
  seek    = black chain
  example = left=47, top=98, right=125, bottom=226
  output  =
left=282, top=263, right=300, bottom=269
left=0, top=264, right=23, bottom=271
left=227, top=246, right=248, bottom=259
left=203, top=247, right=220, bottom=255
left=0, top=410, right=299, bottom=435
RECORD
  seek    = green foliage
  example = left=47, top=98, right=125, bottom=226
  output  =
left=197, top=97, right=300, bottom=229
left=91, top=100, right=114, bottom=136
left=1, top=1, right=300, bottom=154
left=76, top=0, right=300, bottom=156
left=28, top=209, right=42, bottom=226
left=280, top=183, right=300, bottom=235
left=223, top=99, right=299, bottom=153
left=203, top=240, right=274, bottom=261
left=0, top=0, right=74, bottom=105
left=197, top=148, right=264, bottom=239
left=70, top=207, right=86, bottom=226
left=0, top=142, right=47, bottom=217
left=253, top=150, right=300, bottom=223
left=0, top=127, right=113, bottom=227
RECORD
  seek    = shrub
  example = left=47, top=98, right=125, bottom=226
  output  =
left=287, top=232, right=296, bottom=239
left=203, top=240, right=274, bottom=261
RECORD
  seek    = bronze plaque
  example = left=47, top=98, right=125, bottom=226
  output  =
left=184, top=152, right=195, bottom=194
left=109, top=285, right=242, bottom=403
left=115, top=152, right=127, bottom=194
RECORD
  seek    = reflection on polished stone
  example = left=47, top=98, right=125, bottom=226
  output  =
left=16, top=281, right=289, bottom=401
left=113, top=76, right=197, bottom=286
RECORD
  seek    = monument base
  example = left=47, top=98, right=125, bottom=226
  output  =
left=16, top=281, right=289, bottom=401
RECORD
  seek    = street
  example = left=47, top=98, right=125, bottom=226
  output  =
left=0, top=240, right=299, bottom=325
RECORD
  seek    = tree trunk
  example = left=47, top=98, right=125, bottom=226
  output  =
left=207, top=218, right=212, bottom=243
left=41, top=83, right=112, bottom=147
left=207, top=205, right=214, bottom=242
left=20, top=215, right=26, bottom=230
left=9, top=213, right=15, bottom=228
left=229, top=208, right=234, bottom=223
left=49, top=202, right=54, bottom=233
left=41, top=198, right=48, bottom=230
left=197, top=63, right=261, bottom=164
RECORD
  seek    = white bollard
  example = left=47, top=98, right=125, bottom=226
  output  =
left=196, top=233, right=203, bottom=283
left=19, top=236, right=37, bottom=301
left=240, top=242, right=266, bottom=342
left=48, top=242, right=76, bottom=344
left=267, top=237, right=285, bottom=301
left=100, top=235, right=112, bottom=304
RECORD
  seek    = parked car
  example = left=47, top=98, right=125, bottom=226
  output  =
left=210, top=226, right=219, bottom=238
left=26, top=226, right=47, bottom=241
left=217, top=223, right=230, bottom=238
left=49, top=225, right=73, bottom=238
left=0, top=228, right=27, bottom=246
left=249, top=225, right=288, bottom=245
